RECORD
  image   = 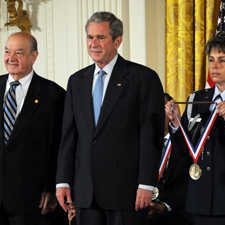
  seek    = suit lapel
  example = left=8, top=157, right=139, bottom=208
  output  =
left=193, top=88, right=214, bottom=125
left=201, top=87, right=221, bottom=132
left=202, top=88, right=214, bottom=118
left=192, top=87, right=221, bottom=137
left=7, top=73, right=43, bottom=146
left=202, top=88, right=214, bottom=102
left=94, top=55, right=128, bottom=136
left=80, top=65, right=96, bottom=133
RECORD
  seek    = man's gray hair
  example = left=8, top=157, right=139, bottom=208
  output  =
left=85, top=11, right=123, bottom=41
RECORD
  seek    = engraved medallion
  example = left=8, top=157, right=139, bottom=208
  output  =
left=189, top=163, right=202, bottom=180
left=152, top=187, right=159, bottom=200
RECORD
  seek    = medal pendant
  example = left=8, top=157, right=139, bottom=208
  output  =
left=152, top=187, right=159, bottom=200
left=189, top=163, right=202, bottom=180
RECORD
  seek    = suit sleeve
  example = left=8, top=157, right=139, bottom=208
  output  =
left=138, top=70, right=165, bottom=187
left=56, top=77, right=78, bottom=185
left=43, top=88, right=65, bottom=191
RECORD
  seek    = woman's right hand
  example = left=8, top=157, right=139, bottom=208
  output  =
left=165, top=99, right=181, bottom=128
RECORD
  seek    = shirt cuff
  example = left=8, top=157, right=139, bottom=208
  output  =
left=138, top=184, right=154, bottom=191
left=56, top=183, right=70, bottom=188
left=169, top=121, right=179, bottom=133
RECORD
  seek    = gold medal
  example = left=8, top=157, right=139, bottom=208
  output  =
left=152, top=187, right=159, bottom=200
left=189, top=163, right=202, bottom=180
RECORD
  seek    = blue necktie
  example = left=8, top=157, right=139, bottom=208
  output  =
left=3, top=81, right=20, bottom=144
left=93, top=70, right=105, bottom=126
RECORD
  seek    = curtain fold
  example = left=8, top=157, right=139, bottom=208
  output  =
left=166, top=0, right=219, bottom=113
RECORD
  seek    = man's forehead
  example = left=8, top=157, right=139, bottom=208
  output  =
left=5, top=46, right=24, bottom=51
left=6, top=37, right=27, bottom=50
left=87, top=22, right=110, bottom=30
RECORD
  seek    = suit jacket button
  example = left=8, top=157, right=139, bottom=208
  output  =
left=207, top=136, right=210, bottom=141
left=92, top=140, right=97, bottom=145
left=163, top=179, right=166, bottom=184
left=207, top=167, right=211, bottom=172
left=207, top=151, right=210, bottom=156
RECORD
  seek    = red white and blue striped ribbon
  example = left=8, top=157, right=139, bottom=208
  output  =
left=158, top=136, right=172, bottom=181
left=171, top=104, right=218, bottom=162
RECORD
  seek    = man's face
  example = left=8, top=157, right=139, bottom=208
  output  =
left=86, top=22, right=122, bottom=68
left=4, top=33, right=38, bottom=80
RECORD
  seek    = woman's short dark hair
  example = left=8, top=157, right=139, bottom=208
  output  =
left=205, top=31, right=225, bottom=55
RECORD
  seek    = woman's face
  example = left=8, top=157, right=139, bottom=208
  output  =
left=208, top=48, right=225, bottom=91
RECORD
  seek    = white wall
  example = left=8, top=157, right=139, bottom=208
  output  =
left=0, top=0, right=165, bottom=90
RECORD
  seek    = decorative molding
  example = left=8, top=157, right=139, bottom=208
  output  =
left=46, top=0, right=54, bottom=81
left=5, top=0, right=32, bottom=34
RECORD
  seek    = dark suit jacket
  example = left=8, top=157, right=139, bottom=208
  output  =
left=56, top=55, right=165, bottom=210
left=171, top=87, right=225, bottom=215
left=0, top=72, right=65, bottom=214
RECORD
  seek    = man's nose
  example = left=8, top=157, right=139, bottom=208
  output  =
left=8, top=51, right=16, bottom=60
left=91, top=38, right=99, bottom=46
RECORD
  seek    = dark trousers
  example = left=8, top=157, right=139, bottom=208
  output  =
left=149, top=210, right=193, bottom=225
left=76, top=196, right=148, bottom=225
left=0, top=202, right=51, bottom=225
left=193, top=214, right=225, bottom=225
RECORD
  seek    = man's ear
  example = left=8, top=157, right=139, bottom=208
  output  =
left=114, top=36, right=122, bottom=49
left=31, top=51, right=39, bottom=64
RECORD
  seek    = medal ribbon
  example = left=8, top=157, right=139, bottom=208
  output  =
left=171, top=102, right=218, bottom=162
left=158, top=136, right=172, bottom=181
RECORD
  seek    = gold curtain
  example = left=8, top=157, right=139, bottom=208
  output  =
left=165, top=0, right=220, bottom=113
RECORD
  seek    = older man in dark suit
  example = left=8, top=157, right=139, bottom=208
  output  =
left=0, top=32, right=65, bottom=225
left=56, top=11, right=164, bottom=225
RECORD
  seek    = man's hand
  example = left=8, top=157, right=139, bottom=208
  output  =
left=39, top=191, right=57, bottom=215
left=56, top=187, right=72, bottom=212
left=148, top=202, right=167, bottom=217
left=135, top=188, right=153, bottom=211
left=216, top=101, right=225, bottom=120
left=165, top=99, right=181, bottom=128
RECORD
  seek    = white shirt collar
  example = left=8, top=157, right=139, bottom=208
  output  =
left=213, top=85, right=225, bottom=101
left=94, top=54, right=118, bottom=76
left=8, top=70, right=34, bottom=91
